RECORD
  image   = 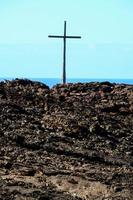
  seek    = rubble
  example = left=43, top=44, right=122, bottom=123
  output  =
left=0, top=79, right=133, bottom=199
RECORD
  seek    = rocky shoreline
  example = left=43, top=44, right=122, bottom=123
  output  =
left=0, top=79, right=133, bottom=200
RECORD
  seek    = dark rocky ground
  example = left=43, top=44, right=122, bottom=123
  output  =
left=0, top=79, right=133, bottom=200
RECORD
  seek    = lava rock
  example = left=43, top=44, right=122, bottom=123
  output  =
left=0, top=79, right=133, bottom=200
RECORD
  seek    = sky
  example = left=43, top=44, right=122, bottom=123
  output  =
left=0, top=0, right=133, bottom=79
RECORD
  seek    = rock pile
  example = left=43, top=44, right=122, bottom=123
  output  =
left=0, top=79, right=133, bottom=200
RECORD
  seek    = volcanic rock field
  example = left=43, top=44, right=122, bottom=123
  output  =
left=0, top=79, right=133, bottom=200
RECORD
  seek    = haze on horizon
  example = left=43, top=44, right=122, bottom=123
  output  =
left=0, top=0, right=133, bottom=79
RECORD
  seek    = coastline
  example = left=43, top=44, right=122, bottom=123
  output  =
left=0, top=77, right=133, bottom=88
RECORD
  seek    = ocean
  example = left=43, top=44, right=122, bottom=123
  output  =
left=0, top=78, right=133, bottom=88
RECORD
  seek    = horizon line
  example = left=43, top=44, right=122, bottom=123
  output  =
left=0, top=77, right=132, bottom=80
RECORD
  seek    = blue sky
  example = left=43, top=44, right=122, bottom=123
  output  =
left=0, top=0, right=133, bottom=78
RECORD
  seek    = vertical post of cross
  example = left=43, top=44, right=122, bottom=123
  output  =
left=48, top=21, right=81, bottom=84
left=63, top=21, right=66, bottom=84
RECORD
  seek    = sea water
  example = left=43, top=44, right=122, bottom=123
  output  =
left=27, top=78, right=133, bottom=88
left=0, top=78, right=133, bottom=88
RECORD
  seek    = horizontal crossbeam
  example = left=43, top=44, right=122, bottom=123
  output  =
left=48, top=35, right=81, bottom=39
left=48, top=21, right=81, bottom=84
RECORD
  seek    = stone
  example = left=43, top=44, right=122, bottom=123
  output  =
left=0, top=79, right=133, bottom=200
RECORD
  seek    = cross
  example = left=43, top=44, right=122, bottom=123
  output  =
left=48, top=21, right=81, bottom=84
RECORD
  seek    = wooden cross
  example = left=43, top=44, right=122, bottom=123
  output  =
left=48, top=21, right=81, bottom=84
